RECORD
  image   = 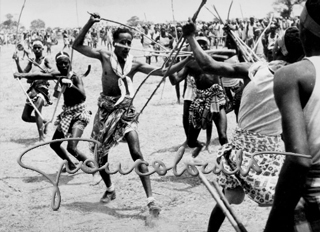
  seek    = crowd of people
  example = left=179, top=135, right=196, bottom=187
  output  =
left=10, top=0, right=320, bottom=231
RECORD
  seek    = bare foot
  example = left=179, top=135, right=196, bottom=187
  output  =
left=43, top=122, right=49, bottom=135
left=191, top=142, right=204, bottom=158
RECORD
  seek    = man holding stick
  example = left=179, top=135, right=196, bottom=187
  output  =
left=12, top=40, right=52, bottom=142
left=168, top=36, right=230, bottom=155
left=13, top=51, right=97, bottom=176
left=72, top=13, right=190, bottom=216
left=182, top=20, right=304, bottom=231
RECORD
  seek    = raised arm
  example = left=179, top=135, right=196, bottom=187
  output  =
left=72, top=13, right=102, bottom=60
left=12, top=51, right=32, bottom=73
left=265, top=63, right=312, bottom=231
left=182, top=21, right=251, bottom=80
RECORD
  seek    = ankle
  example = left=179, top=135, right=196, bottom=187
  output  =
left=147, top=197, right=155, bottom=205
left=107, top=184, right=115, bottom=192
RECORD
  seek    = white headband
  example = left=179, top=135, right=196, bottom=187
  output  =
left=300, top=5, right=320, bottom=38
left=56, top=53, right=70, bottom=61
left=33, top=40, right=43, bottom=48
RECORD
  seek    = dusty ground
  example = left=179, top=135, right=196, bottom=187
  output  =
left=0, top=39, right=270, bottom=232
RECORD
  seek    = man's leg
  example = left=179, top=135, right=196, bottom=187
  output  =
left=99, top=154, right=115, bottom=203
left=125, top=130, right=161, bottom=216
left=66, top=122, right=91, bottom=163
left=50, top=129, right=77, bottom=170
left=125, top=130, right=152, bottom=197
left=175, top=83, right=181, bottom=104
left=207, top=187, right=245, bottom=232
left=182, top=100, right=192, bottom=140
left=212, top=108, right=228, bottom=145
left=187, top=124, right=203, bottom=158
left=21, top=103, right=36, bottom=123
left=205, top=122, right=213, bottom=151
left=33, top=97, right=46, bottom=141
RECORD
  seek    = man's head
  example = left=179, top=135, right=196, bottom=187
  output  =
left=299, top=0, right=320, bottom=53
left=273, top=26, right=304, bottom=63
left=32, top=40, right=44, bottom=56
left=113, top=27, right=133, bottom=59
left=176, top=26, right=183, bottom=38
left=196, top=36, right=209, bottom=50
left=55, top=51, right=70, bottom=75
left=249, top=16, right=255, bottom=24
left=160, top=27, right=166, bottom=36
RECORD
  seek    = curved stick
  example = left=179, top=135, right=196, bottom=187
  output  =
left=139, top=0, right=207, bottom=113
left=227, top=0, right=234, bottom=22
left=87, top=12, right=168, bottom=52
left=252, top=14, right=274, bottom=52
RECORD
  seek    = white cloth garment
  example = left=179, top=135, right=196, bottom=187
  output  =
left=110, top=52, right=135, bottom=106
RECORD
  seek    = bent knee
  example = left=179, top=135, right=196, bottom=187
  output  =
left=21, top=115, right=30, bottom=122
left=50, top=142, right=61, bottom=150
left=187, top=140, right=198, bottom=148
left=225, top=187, right=245, bottom=205
left=66, top=146, right=77, bottom=155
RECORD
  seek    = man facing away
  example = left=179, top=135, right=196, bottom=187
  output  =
left=265, top=0, right=320, bottom=231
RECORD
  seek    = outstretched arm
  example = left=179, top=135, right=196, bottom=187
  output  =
left=13, top=72, right=58, bottom=81
left=183, top=21, right=250, bottom=80
left=72, top=13, right=102, bottom=60
left=265, top=64, right=312, bottom=231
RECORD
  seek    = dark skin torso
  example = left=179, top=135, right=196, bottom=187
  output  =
left=62, top=74, right=86, bottom=107
left=187, top=60, right=221, bottom=90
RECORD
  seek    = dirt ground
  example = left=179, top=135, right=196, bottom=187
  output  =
left=0, top=39, right=271, bottom=232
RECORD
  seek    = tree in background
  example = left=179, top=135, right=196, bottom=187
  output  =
left=273, top=0, right=306, bottom=18
left=30, top=19, right=45, bottom=31
left=0, top=13, right=18, bottom=31
left=127, top=16, right=141, bottom=27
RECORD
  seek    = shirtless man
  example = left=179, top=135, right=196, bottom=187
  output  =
left=13, top=51, right=95, bottom=174
left=265, top=1, right=320, bottom=231
left=12, top=40, right=52, bottom=142
left=72, top=13, right=190, bottom=216
left=168, top=36, right=229, bottom=155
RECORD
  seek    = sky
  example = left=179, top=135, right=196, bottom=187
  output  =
left=0, top=0, right=303, bottom=29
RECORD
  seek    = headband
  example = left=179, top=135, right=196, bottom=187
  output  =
left=55, top=52, right=70, bottom=61
left=32, top=40, right=43, bottom=48
left=300, top=5, right=320, bottom=38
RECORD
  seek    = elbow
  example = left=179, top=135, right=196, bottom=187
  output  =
left=286, top=155, right=312, bottom=171
left=168, top=75, right=178, bottom=86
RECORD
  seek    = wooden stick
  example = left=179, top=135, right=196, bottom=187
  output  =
left=88, top=12, right=169, bottom=52
left=196, top=166, right=245, bottom=232
left=16, top=78, right=45, bottom=121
